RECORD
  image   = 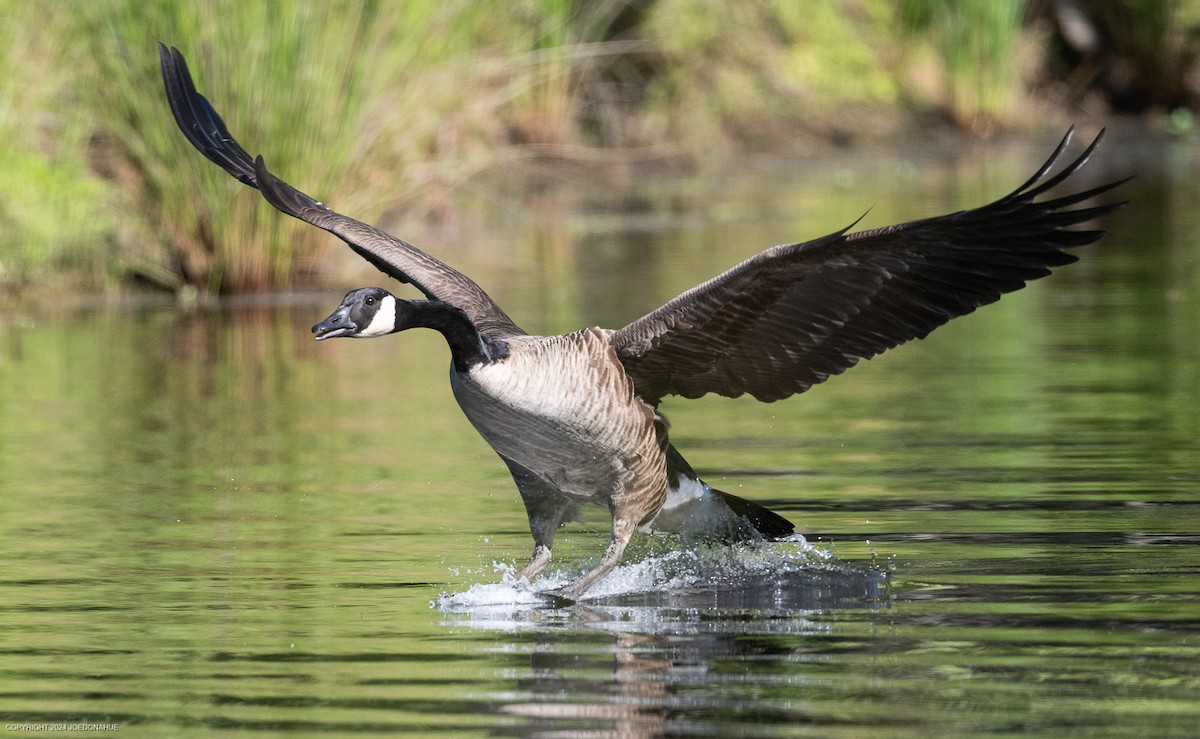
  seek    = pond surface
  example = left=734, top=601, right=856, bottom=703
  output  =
left=1, top=129, right=1198, bottom=736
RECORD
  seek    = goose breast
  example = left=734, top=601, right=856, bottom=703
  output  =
left=450, top=328, right=666, bottom=508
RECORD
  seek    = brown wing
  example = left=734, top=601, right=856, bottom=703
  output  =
left=158, top=44, right=523, bottom=339
left=611, top=129, right=1127, bottom=405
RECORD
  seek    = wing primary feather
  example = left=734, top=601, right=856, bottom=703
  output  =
left=1019, top=128, right=1103, bottom=200
left=159, top=44, right=258, bottom=187
left=1009, top=125, right=1076, bottom=196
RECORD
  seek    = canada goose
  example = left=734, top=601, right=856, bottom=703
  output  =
left=159, top=45, right=1125, bottom=600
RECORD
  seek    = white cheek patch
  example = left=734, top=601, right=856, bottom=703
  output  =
left=360, top=294, right=398, bottom=337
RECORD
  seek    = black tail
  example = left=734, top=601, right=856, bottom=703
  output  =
left=665, top=445, right=795, bottom=540
left=713, top=489, right=795, bottom=539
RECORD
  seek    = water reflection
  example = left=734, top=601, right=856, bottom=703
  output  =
left=443, top=560, right=892, bottom=737
left=496, top=627, right=842, bottom=736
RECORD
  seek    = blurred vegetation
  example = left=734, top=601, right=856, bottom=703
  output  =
left=0, top=0, right=1196, bottom=294
left=902, top=0, right=1027, bottom=131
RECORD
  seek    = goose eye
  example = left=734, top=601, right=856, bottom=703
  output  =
left=364, top=296, right=375, bottom=306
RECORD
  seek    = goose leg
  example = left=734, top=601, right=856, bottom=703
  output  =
left=552, top=515, right=638, bottom=601
left=512, top=497, right=573, bottom=583
left=503, top=457, right=576, bottom=585
left=514, top=544, right=552, bottom=582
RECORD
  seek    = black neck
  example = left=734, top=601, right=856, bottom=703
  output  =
left=406, top=300, right=508, bottom=371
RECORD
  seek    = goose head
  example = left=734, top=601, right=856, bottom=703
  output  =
left=312, top=287, right=400, bottom=340
left=312, top=287, right=506, bottom=368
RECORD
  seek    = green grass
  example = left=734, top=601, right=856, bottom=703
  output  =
left=902, top=0, right=1026, bottom=130
left=641, top=0, right=904, bottom=149
left=0, top=2, right=115, bottom=287
left=0, top=0, right=1187, bottom=294
left=2, top=0, right=629, bottom=293
left=64, top=0, right=621, bottom=293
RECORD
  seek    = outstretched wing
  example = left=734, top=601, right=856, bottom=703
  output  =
left=158, top=43, right=523, bottom=339
left=612, top=129, right=1126, bottom=405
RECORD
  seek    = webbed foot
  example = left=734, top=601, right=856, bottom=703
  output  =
left=537, top=587, right=579, bottom=608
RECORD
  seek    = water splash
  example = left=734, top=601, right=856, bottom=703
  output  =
left=435, top=534, right=889, bottom=631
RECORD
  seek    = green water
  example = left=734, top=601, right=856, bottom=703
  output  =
left=1, top=131, right=1198, bottom=736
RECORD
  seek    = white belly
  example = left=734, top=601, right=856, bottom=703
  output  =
left=449, top=329, right=664, bottom=504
